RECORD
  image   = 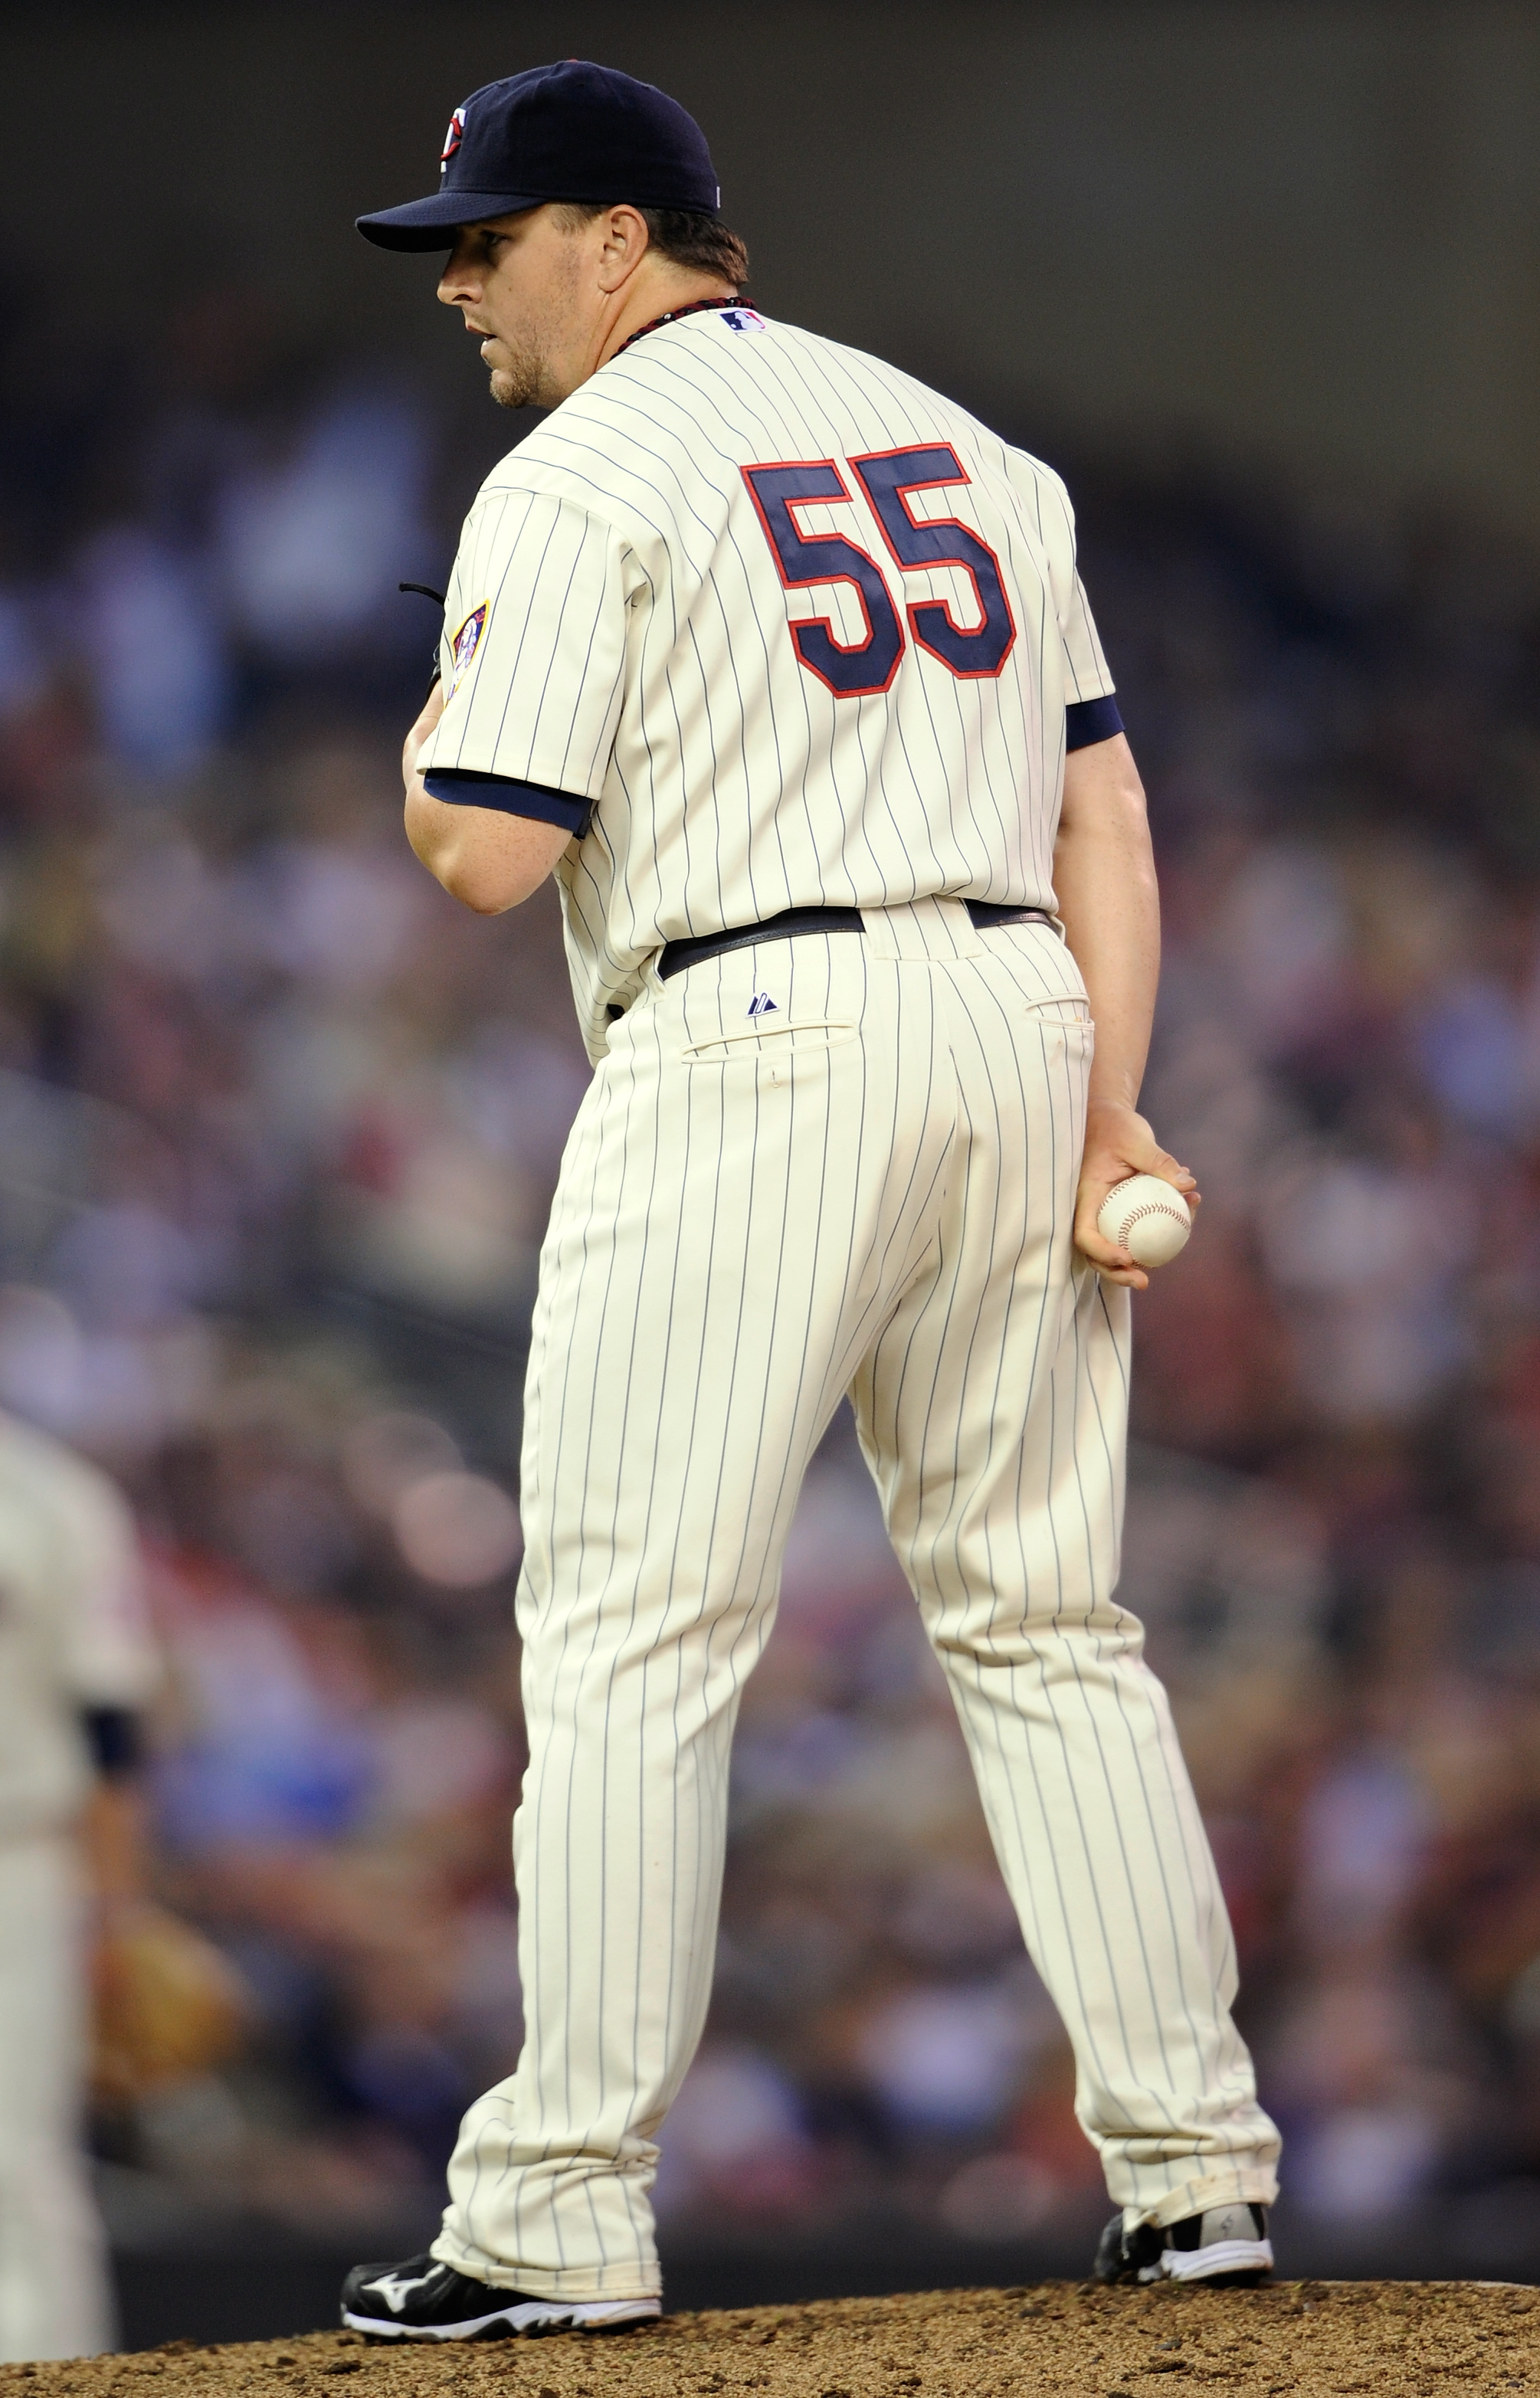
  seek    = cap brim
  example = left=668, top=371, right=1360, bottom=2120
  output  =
left=356, top=188, right=550, bottom=251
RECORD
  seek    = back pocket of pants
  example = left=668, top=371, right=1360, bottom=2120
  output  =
left=1021, top=996, right=1093, bottom=1029
left=678, top=1017, right=859, bottom=1066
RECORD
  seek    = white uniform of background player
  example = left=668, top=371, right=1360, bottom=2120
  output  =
left=0, top=1410, right=156, bottom=2360
left=345, top=60, right=1281, bottom=2335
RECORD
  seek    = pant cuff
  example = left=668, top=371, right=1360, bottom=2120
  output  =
left=1127, top=2167, right=1280, bottom=2234
left=429, top=2233, right=660, bottom=2303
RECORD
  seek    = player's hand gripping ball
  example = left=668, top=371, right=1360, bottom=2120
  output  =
left=1096, top=1174, right=1192, bottom=1269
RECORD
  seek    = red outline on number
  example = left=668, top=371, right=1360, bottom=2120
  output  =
left=850, top=445, right=1017, bottom=681
left=742, top=459, right=905, bottom=698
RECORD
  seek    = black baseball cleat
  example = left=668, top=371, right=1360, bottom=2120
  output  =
left=340, top=2252, right=661, bottom=2339
left=1093, top=2202, right=1273, bottom=2285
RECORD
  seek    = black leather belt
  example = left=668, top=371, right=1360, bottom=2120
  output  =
left=657, top=900, right=1056, bottom=982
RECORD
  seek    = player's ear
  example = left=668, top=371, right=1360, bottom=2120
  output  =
left=595, top=205, right=650, bottom=293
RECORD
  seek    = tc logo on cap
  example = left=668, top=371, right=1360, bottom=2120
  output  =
left=358, top=62, right=722, bottom=251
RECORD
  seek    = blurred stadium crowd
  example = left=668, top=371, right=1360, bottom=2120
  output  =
left=5, top=267, right=1540, bottom=2280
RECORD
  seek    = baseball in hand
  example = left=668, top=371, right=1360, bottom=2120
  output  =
left=1096, top=1174, right=1192, bottom=1268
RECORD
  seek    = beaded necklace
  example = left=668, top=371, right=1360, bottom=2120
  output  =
left=609, top=295, right=752, bottom=362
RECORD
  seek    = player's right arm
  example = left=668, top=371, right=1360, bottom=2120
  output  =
left=402, top=683, right=571, bottom=912
left=1034, top=467, right=1197, bottom=1287
left=1054, top=730, right=1199, bottom=1290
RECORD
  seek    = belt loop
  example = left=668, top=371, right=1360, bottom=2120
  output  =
left=933, top=896, right=985, bottom=958
left=857, top=904, right=903, bottom=961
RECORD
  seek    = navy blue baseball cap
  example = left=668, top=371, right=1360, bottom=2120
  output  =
left=356, top=60, right=721, bottom=251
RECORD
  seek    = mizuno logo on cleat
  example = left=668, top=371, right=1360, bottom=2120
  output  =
left=747, top=992, right=778, bottom=1016
left=372, top=2268, right=437, bottom=2312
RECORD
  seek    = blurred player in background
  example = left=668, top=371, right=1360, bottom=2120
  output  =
left=0, top=1408, right=158, bottom=2361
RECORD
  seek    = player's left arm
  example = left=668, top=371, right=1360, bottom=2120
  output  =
left=403, top=490, right=627, bottom=912
left=402, top=683, right=572, bottom=913
left=1053, top=731, right=1199, bottom=1290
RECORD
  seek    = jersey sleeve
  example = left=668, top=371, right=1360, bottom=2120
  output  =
left=415, top=486, right=631, bottom=834
left=1020, top=459, right=1122, bottom=745
left=1060, top=567, right=1123, bottom=749
left=1061, top=572, right=1116, bottom=706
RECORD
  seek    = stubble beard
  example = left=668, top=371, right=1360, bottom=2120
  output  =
left=486, top=244, right=582, bottom=411
left=488, top=347, right=546, bottom=411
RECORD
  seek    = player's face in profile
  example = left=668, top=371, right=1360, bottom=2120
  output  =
left=437, top=210, right=588, bottom=410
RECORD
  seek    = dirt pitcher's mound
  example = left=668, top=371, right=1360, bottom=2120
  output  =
left=4, top=2282, right=1538, bottom=2397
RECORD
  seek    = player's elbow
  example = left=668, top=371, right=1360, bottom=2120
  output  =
left=421, top=834, right=536, bottom=914
left=404, top=788, right=560, bottom=914
left=437, top=858, right=531, bottom=914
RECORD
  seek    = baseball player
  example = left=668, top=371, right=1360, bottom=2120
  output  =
left=342, top=61, right=1281, bottom=2338
left=0, top=1407, right=157, bottom=2360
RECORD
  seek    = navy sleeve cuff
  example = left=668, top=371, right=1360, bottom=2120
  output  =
left=422, top=768, right=593, bottom=838
left=84, top=1706, right=143, bottom=1777
left=1065, top=694, right=1124, bottom=751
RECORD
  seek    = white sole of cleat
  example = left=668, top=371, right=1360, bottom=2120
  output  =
left=342, top=2298, right=660, bottom=2340
left=1157, top=2238, right=1273, bottom=2283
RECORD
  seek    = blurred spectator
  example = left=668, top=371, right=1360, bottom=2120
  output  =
left=215, top=388, right=434, bottom=668
left=73, top=530, right=231, bottom=776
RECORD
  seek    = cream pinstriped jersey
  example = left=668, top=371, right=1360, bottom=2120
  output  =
left=418, top=308, right=1116, bottom=1061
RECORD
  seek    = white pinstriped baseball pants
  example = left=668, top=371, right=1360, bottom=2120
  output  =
left=435, top=899, right=1280, bottom=2299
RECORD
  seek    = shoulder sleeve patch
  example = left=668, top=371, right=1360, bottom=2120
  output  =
left=449, top=601, right=489, bottom=692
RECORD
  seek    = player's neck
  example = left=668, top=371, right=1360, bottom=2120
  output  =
left=595, top=270, right=739, bottom=373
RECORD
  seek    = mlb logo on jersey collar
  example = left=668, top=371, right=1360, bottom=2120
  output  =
left=719, top=306, right=765, bottom=334
left=747, top=991, right=778, bottom=1016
